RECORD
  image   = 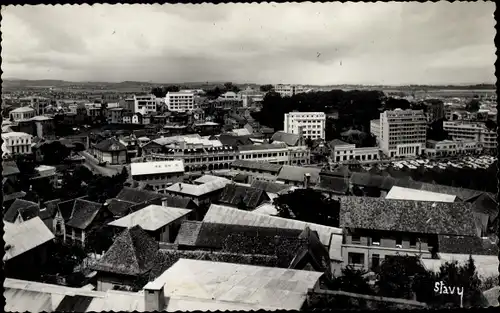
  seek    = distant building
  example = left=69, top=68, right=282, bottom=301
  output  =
left=284, top=112, right=326, bottom=140
left=329, top=139, right=380, bottom=164
left=107, top=107, right=124, bottom=124
left=92, top=137, right=127, bottom=165
left=427, top=101, right=445, bottom=122
left=134, top=94, right=157, bottom=115
left=1, top=132, right=32, bottom=159
left=443, top=121, right=497, bottom=153
left=131, top=160, right=185, bottom=192
left=9, top=107, right=35, bottom=122
left=379, top=109, right=427, bottom=158
left=274, top=84, right=306, bottom=97
left=165, top=91, right=195, bottom=112
left=425, top=139, right=483, bottom=157
left=370, top=119, right=380, bottom=143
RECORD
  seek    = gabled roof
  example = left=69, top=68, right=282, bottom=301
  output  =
left=161, top=194, right=199, bottom=210
left=328, top=139, right=350, bottom=147
left=290, top=227, right=332, bottom=274
left=66, top=199, right=103, bottom=230
left=39, top=199, right=61, bottom=220
left=94, top=137, right=126, bottom=152
left=335, top=196, right=477, bottom=237
left=217, top=134, right=252, bottom=146
left=93, top=226, right=158, bottom=276
left=386, top=186, right=457, bottom=203
left=174, top=220, right=204, bottom=246
left=106, top=198, right=136, bottom=217
left=4, top=217, right=55, bottom=262
left=466, top=192, right=498, bottom=219
left=250, top=180, right=292, bottom=194
left=231, top=159, right=283, bottom=173
left=316, top=175, right=350, bottom=194
left=271, top=131, right=300, bottom=146
left=57, top=197, right=88, bottom=222
left=115, top=186, right=163, bottom=204
left=218, top=184, right=270, bottom=210
left=108, top=205, right=192, bottom=231
left=4, top=199, right=40, bottom=223
left=277, top=165, right=321, bottom=184
left=165, top=177, right=230, bottom=197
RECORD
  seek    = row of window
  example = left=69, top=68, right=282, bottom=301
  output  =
left=351, top=235, right=419, bottom=248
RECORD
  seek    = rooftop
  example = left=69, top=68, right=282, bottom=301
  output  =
left=231, top=159, right=283, bottom=173
left=277, top=165, right=321, bottom=184
left=66, top=199, right=103, bottom=230
left=386, top=186, right=457, bottom=203
left=218, top=184, right=269, bottom=210
left=115, top=186, right=163, bottom=204
left=131, top=160, right=184, bottom=176
left=271, top=131, right=300, bottom=146
left=165, top=177, right=230, bottom=197
left=238, top=143, right=288, bottom=151
left=4, top=217, right=55, bottom=262
left=108, top=205, right=192, bottom=231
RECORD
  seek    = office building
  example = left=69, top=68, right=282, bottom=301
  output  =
left=284, top=112, right=326, bottom=140
left=379, top=109, right=427, bottom=158
left=274, top=84, right=306, bottom=97
left=166, top=91, right=195, bottom=112
left=134, top=94, right=157, bottom=115
left=443, top=121, right=497, bottom=152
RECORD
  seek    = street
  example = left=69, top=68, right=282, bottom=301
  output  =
left=79, top=151, right=124, bottom=177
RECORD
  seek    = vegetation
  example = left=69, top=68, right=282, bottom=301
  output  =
left=427, top=118, right=449, bottom=141
left=465, top=99, right=481, bottom=112
left=273, top=188, right=340, bottom=227
left=259, top=84, right=274, bottom=92
left=150, top=85, right=180, bottom=97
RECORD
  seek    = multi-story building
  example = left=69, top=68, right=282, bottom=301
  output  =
left=443, top=121, right=497, bottom=153
left=1, top=132, right=33, bottom=159
left=238, top=143, right=310, bottom=166
left=130, top=160, right=185, bottom=192
left=274, top=84, right=306, bottom=97
left=329, top=140, right=380, bottom=164
left=284, top=112, right=326, bottom=140
left=426, top=101, right=445, bottom=122
left=379, top=109, right=427, bottom=158
left=20, top=97, right=51, bottom=116
left=370, top=119, right=381, bottom=144
left=9, top=107, right=36, bottom=122
left=107, top=107, right=124, bottom=124
left=424, top=139, right=483, bottom=158
left=166, top=92, right=195, bottom=112
left=134, top=94, right=157, bottom=115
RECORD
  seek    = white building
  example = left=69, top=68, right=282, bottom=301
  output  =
left=284, top=112, right=326, bottom=140
left=218, top=91, right=239, bottom=100
left=9, top=107, right=35, bottom=122
left=165, top=91, right=195, bottom=112
left=134, top=94, right=157, bottom=115
left=329, top=140, right=380, bottom=163
left=130, top=160, right=185, bottom=191
left=274, top=84, right=306, bottom=97
left=238, top=143, right=310, bottom=166
left=424, top=139, right=483, bottom=157
left=379, top=109, right=427, bottom=158
left=443, top=121, right=497, bottom=152
left=370, top=119, right=381, bottom=143
left=1, top=132, right=33, bottom=159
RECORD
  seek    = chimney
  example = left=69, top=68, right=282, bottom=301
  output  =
left=304, top=173, right=311, bottom=189
left=144, top=283, right=165, bottom=311
left=161, top=197, right=168, bottom=207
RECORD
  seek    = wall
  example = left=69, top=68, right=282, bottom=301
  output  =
left=97, top=272, right=137, bottom=292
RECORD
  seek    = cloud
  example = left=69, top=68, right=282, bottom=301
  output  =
left=1, top=2, right=495, bottom=85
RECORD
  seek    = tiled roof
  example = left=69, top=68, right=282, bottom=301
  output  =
left=66, top=199, right=103, bottom=230
left=161, top=194, right=198, bottom=210
left=115, top=186, right=163, bottom=204
left=174, top=220, right=204, bottom=246
left=350, top=172, right=398, bottom=190
left=218, top=184, right=269, bottom=210
left=57, top=197, right=88, bottom=222
left=2, top=161, right=20, bottom=176
left=106, top=198, right=136, bottom=217
left=93, top=226, right=158, bottom=276
left=217, top=134, right=252, bottom=146
left=39, top=199, right=61, bottom=220
left=271, top=131, right=300, bottom=146
left=233, top=173, right=249, bottom=183
left=231, top=159, right=283, bottom=173
left=4, top=199, right=40, bottom=223
left=437, top=235, right=498, bottom=256
left=250, top=180, right=291, bottom=194
left=277, top=165, right=321, bottom=184
left=335, top=196, right=478, bottom=237
left=4, top=217, right=55, bottom=262
left=466, top=192, right=498, bottom=219
left=108, top=205, right=192, bottom=231
left=94, top=137, right=126, bottom=152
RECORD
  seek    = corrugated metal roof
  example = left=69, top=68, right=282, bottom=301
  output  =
left=131, top=160, right=184, bottom=176
left=4, top=217, right=55, bottom=262
left=203, top=204, right=343, bottom=261
left=4, top=289, right=53, bottom=312
left=386, top=186, right=457, bottom=202
left=166, top=177, right=230, bottom=197
left=147, top=258, right=323, bottom=310
left=108, top=205, right=192, bottom=231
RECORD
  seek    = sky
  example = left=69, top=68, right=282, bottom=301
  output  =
left=1, top=2, right=496, bottom=85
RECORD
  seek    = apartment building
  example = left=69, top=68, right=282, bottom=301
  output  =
left=274, top=84, right=306, bottom=97
left=238, top=143, right=310, bottom=166
left=134, top=94, right=157, bottom=115
left=131, top=160, right=185, bottom=192
left=379, top=109, right=427, bottom=158
left=284, top=112, right=326, bottom=140
left=443, top=121, right=497, bottom=152
left=9, top=107, right=36, bottom=122
left=329, top=140, right=381, bottom=164
left=107, top=107, right=124, bottom=124
left=166, top=91, right=195, bottom=112
left=1, top=132, right=32, bottom=159
left=425, top=139, right=483, bottom=158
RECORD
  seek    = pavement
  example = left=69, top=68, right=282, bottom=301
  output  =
left=79, top=151, right=124, bottom=177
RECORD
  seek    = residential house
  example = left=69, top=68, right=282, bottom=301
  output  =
left=276, top=165, right=321, bottom=187
left=203, top=204, right=343, bottom=275
left=130, top=160, right=185, bottom=192
left=3, top=177, right=26, bottom=207
left=64, top=199, right=112, bottom=247
left=464, top=192, right=498, bottom=236
left=230, top=159, right=283, bottom=183
left=4, top=217, right=55, bottom=280
left=108, top=204, right=193, bottom=243
left=92, top=137, right=127, bottom=165
left=93, top=225, right=159, bottom=291
left=250, top=180, right=292, bottom=200
left=4, top=199, right=41, bottom=224
left=334, top=196, right=478, bottom=272
left=217, top=183, right=271, bottom=211
left=1, top=131, right=33, bottom=159
left=106, top=187, right=165, bottom=218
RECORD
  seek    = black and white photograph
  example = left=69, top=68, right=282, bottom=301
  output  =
left=1, top=2, right=498, bottom=311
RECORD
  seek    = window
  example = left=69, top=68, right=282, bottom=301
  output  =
left=396, top=237, right=402, bottom=248
left=372, top=235, right=380, bottom=246
left=351, top=235, right=361, bottom=244
left=410, top=237, right=417, bottom=248
left=348, top=252, right=365, bottom=265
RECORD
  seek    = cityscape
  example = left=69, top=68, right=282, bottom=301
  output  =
left=2, top=2, right=498, bottom=311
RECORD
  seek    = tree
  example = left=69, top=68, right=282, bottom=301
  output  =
left=376, top=255, right=427, bottom=300
left=41, top=239, right=87, bottom=276
left=465, top=99, right=481, bottom=112
left=427, top=118, right=449, bottom=141
left=223, top=82, right=240, bottom=93
left=151, top=86, right=180, bottom=97
left=85, top=226, right=115, bottom=257
left=143, top=184, right=155, bottom=191
left=273, top=188, right=340, bottom=227
left=383, top=98, right=411, bottom=110
left=40, top=141, right=71, bottom=165
left=330, top=265, right=374, bottom=295
left=259, top=84, right=274, bottom=92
